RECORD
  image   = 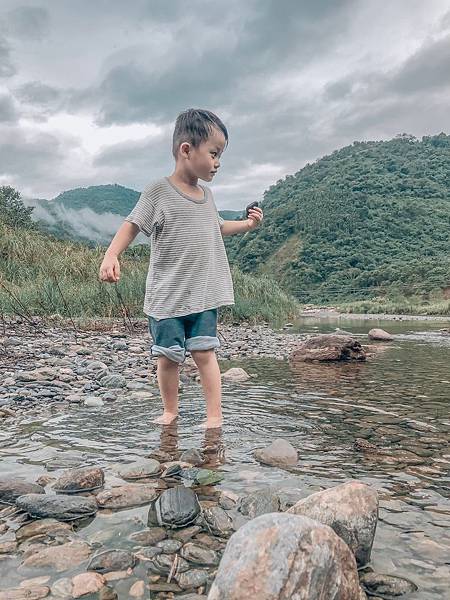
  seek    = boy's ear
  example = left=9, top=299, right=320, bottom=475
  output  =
left=180, top=142, right=191, bottom=158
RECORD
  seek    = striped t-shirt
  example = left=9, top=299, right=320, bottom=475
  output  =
left=125, top=177, right=235, bottom=320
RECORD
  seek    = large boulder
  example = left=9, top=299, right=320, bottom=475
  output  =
left=290, top=335, right=366, bottom=362
left=208, top=513, right=361, bottom=599
left=287, top=481, right=378, bottom=567
left=368, top=328, right=393, bottom=341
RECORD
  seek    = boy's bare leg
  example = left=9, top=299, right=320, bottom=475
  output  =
left=191, top=349, right=222, bottom=429
left=152, top=356, right=179, bottom=424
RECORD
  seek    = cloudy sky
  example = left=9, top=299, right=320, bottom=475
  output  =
left=1, top=1, right=450, bottom=210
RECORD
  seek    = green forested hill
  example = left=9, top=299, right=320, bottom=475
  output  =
left=33, top=184, right=241, bottom=245
left=225, top=133, right=450, bottom=304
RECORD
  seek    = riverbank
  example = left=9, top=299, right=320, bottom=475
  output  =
left=299, top=308, right=450, bottom=322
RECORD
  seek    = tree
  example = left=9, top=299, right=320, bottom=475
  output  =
left=0, top=186, right=36, bottom=229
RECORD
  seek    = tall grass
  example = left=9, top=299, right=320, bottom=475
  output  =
left=0, top=223, right=301, bottom=324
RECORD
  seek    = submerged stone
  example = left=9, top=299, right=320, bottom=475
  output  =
left=20, top=540, right=92, bottom=572
left=87, top=549, right=136, bottom=573
left=360, top=572, right=418, bottom=597
left=118, top=459, right=161, bottom=480
left=16, top=493, right=98, bottom=521
left=96, top=484, right=158, bottom=509
left=253, top=439, right=298, bottom=468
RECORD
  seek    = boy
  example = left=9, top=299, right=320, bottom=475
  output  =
left=99, top=108, right=263, bottom=428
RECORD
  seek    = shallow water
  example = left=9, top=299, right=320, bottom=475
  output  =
left=1, top=316, right=449, bottom=598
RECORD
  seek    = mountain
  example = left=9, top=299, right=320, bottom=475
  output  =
left=224, top=133, right=450, bottom=303
left=31, top=184, right=242, bottom=246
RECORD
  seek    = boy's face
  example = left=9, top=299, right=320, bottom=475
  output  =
left=188, top=127, right=226, bottom=182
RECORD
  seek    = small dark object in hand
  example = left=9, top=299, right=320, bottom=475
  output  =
left=245, top=201, right=259, bottom=218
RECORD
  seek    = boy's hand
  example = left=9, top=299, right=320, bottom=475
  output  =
left=246, top=206, right=263, bottom=230
left=99, top=254, right=121, bottom=283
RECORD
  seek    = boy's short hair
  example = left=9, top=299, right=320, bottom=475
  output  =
left=172, top=108, right=228, bottom=158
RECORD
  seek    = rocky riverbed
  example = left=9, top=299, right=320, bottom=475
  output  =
left=1, top=315, right=449, bottom=598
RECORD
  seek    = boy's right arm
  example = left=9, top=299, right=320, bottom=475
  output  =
left=99, top=221, right=140, bottom=283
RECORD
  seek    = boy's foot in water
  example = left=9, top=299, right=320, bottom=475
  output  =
left=199, top=417, right=223, bottom=429
left=152, top=412, right=178, bottom=425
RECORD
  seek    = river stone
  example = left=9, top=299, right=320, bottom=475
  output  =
left=96, top=484, right=158, bottom=509
left=15, top=519, right=72, bottom=543
left=208, top=513, right=360, bottom=600
left=287, top=480, right=378, bottom=567
left=180, top=449, right=205, bottom=466
left=291, top=334, right=366, bottom=362
left=21, top=540, right=92, bottom=572
left=156, top=539, right=183, bottom=553
left=180, top=542, right=219, bottom=566
left=221, top=367, right=250, bottom=382
left=0, top=541, right=17, bottom=554
left=176, top=569, right=209, bottom=590
left=147, top=553, right=190, bottom=575
left=368, top=329, right=394, bottom=341
left=203, top=506, right=233, bottom=536
left=84, top=397, right=104, bottom=407
left=129, top=527, right=167, bottom=545
left=99, top=374, right=126, bottom=388
left=239, top=490, right=280, bottom=518
left=53, top=466, right=104, bottom=493
left=72, top=572, right=106, bottom=598
left=118, top=459, right=161, bottom=480
left=154, top=487, right=201, bottom=529
left=359, top=572, right=418, bottom=597
left=0, top=587, right=50, bottom=600
left=0, top=480, right=45, bottom=505
left=16, top=493, right=98, bottom=521
left=134, top=547, right=163, bottom=561
left=87, top=549, right=136, bottom=572
left=253, top=439, right=298, bottom=467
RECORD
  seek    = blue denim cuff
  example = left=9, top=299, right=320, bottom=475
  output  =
left=185, top=336, right=220, bottom=352
left=151, top=344, right=185, bottom=363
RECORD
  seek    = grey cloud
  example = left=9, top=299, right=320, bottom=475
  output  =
left=5, top=5, right=50, bottom=40
left=67, top=0, right=355, bottom=126
left=13, top=80, right=65, bottom=117
left=385, top=33, right=450, bottom=94
left=0, top=92, right=18, bottom=122
left=0, top=36, right=15, bottom=77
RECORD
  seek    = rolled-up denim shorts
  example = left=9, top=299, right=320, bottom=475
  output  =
left=148, top=308, right=220, bottom=364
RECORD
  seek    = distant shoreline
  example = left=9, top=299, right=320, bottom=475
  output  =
left=299, top=308, right=450, bottom=322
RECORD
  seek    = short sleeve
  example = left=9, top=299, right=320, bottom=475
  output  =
left=206, top=186, right=224, bottom=228
left=125, top=184, right=161, bottom=237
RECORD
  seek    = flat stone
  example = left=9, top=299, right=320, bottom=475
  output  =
left=156, top=539, right=183, bottom=553
left=176, top=569, right=209, bottom=590
left=0, top=540, right=17, bottom=554
left=154, top=487, right=201, bottom=529
left=0, top=587, right=50, bottom=600
left=0, top=479, right=45, bottom=505
left=84, top=397, right=104, bottom=407
left=118, top=460, right=161, bottom=480
left=87, top=549, right=136, bottom=572
left=203, top=506, right=233, bottom=536
left=129, top=527, right=167, bottom=545
left=180, top=542, right=219, bottom=566
left=238, top=490, right=280, bottom=518
left=360, top=572, right=418, bottom=596
left=53, top=466, right=104, bottom=493
left=16, top=519, right=71, bottom=543
left=16, top=493, right=98, bottom=521
left=96, top=484, right=158, bottom=509
left=20, top=541, right=91, bottom=572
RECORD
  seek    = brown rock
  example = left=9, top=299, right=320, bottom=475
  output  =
left=16, top=518, right=71, bottom=543
left=96, top=484, right=158, bottom=509
left=208, top=513, right=360, bottom=599
left=72, top=572, right=106, bottom=598
left=0, top=587, right=50, bottom=600
left=53, top=467, right=104, bottom=493
left=20, top=540, right=91, bottom=572
left=368, top=328, right=394, bottom=341
left=253, top=439, right=298, bottom=467
left=291, top=334, right=366, bottom=362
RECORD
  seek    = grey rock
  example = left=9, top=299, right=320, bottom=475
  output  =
left=87, top=549, right=136, bottom=572
left=99, top=374, right=126, bottom=388
left=239, top=490, right=280, bottom=518
left=253, top=438, right=298, bottom=468
left=368, top=328, right=394, bottom=341
left=154, top=487, right=201, bottom=529
left=0, top=479, right=45, bottom=505
left=147, top=553, right=190, bottom=575
left=118, top=459, right=161, bottom=480
left=203, top=506, right=233, bottom=536
left=16, top=493, right=98, bottom=521
left=129, top=527, right=167, bottom=545
left=291, top=334, right=366, bottom=362
left=156, top=538, right=183, bottom=553
left=180, top=542, right=219, bottom=566
left=180, top=449, right=205, bottom=466
left=176, top=569, right=209, bottom=590
left=84, top=396, right=104, bottom=407
left=360, top=572, right=418, bottom=597
left=287, top=480, right=378, bottom=567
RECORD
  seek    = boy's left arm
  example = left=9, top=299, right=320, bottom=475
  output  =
left=220, top=206, right=263, bottom=236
